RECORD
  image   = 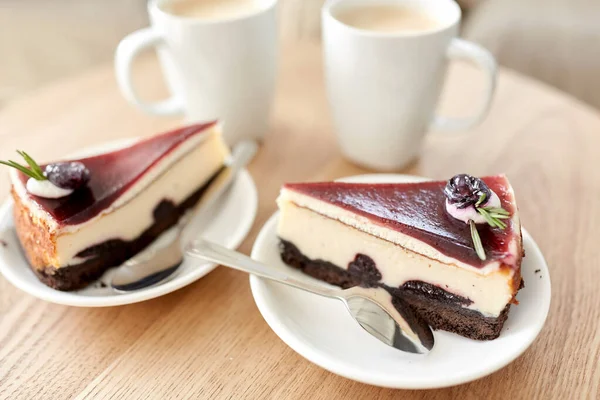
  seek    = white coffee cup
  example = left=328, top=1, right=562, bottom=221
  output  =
left=322, top=0, right=497, bottom=170
left=115, top=0, right=278, bottom=145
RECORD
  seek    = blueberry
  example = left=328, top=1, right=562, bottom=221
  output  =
left=444, top=174, right=491, bottom=209
left=44, top=162, right=90, bottom=190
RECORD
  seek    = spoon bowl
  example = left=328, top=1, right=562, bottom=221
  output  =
left=344, top=291, right=432, bottom=353
left=186, top=239, right=434, bottom=354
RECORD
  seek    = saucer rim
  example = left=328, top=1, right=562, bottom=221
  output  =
left=248, top=173, right=551, bottom=389
left=0, top=138, right=258, bottom=307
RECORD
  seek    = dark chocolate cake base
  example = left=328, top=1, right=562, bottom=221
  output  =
left=33, top=167, right=224, bottom=291
left=280, top=239, right=511, bottom=341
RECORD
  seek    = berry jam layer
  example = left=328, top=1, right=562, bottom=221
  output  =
left=280, top=239, right=512, bottom=341
left=282, top=176, right=522, bottom=270
left=17, top=122, right=216, bottom=225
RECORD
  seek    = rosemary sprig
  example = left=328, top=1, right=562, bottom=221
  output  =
left=469, top=220, right=486, bottom=261
left=477, top=207, right=507, bottom=229
left=480, top=207, right=510, bottom=215
left=475, top=193, right=510, bottom=229
left=469, top=192, right=511, bottom=260
left=475, top=193, right=487, bottom=207
left=17, top=150, right=44, bottom=178
left=0, top=151, right=46, bottom=181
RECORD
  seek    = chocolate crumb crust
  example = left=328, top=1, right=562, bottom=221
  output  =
left=279, top=239, right=517, bottom=341
left=400, top=280, right=472, bottom=306
left=19, top=166, right=224, bottom=291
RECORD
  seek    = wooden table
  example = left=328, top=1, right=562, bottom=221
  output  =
left=1, top=41, right=599, bottom=399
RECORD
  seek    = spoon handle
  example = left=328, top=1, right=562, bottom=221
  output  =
left=185, top=239, right=342, bottom=299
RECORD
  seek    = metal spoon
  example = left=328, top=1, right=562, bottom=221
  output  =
left=110, top=140, right=258, bottom=291
left=185, top=239, right=434, bottom=354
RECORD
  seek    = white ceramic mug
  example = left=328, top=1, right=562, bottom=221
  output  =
left=115, top=0, right=278, bottom=145
left=322, top=0, right=497, bottom=170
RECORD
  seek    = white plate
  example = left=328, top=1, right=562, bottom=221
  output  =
left=0, top=138, right=258, bottom=307
left=249, top=174, right=551, bottom=389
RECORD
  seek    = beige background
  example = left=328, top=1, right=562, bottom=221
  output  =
left=2, top=0, right=600, bottom=108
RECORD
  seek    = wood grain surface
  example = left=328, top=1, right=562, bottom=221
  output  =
left=0, top=40, right=599, bottom=399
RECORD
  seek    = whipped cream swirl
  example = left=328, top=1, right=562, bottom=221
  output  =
left=26, top=178, right=73, bottom=199
left=446, top=192, right=501, bottom=224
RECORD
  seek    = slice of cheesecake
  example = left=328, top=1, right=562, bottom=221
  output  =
left=276, top=175, right=524, bottom=340
left=10, top=122, right=229, bottom=291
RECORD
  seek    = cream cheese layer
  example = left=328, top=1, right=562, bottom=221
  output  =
left=12, top=126, right=229, bottom=267
left=278, top=187, right=522, bottom=275
left=277, top=200, right=516, bottom=317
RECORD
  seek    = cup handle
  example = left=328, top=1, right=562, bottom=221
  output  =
left=431, top=38, right=497, bottom=131
left=114, top=27, right=184, bottom=116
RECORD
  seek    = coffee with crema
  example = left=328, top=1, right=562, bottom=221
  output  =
left=334, top=4, right=440, bottom=33
left=162, top=0, right=262, bottom=20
